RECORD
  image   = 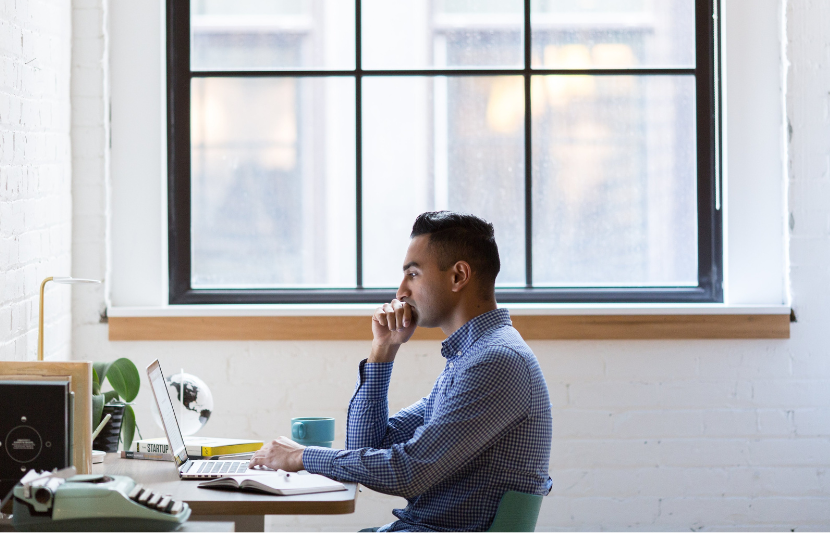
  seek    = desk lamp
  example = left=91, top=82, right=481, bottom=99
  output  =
left=38, top=276, right=101, bottom=361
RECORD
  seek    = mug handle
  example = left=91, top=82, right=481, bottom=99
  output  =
left=292, top=422, right=306, bottom=440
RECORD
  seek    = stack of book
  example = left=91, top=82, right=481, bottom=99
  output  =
left=121, top=437, right=263, bottom=461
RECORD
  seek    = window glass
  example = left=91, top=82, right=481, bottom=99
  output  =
left=175, top=0, right=714, bottom=302
left=191, top=0, right=355, bottom=70
left=531, top=0, right=695, bottom=69
left=191, top=77, right=356, bottom=287
left=531, top=75, right=697, bottom=286
left=362, top=0, right=523, bottom=70
left=362, top=76, right=525, bottom=288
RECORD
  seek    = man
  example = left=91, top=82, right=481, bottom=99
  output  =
left=250, top=211, right=552, bottom=531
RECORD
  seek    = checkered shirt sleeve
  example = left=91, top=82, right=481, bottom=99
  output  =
left=343, top=360, right=426, bottom=449
left=302, top=347, right=532, bottom=499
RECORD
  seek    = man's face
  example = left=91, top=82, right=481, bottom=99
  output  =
left=396, top=235, right=456, bottom=329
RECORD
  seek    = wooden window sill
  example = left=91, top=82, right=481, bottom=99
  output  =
left=107, top=305, right=791, bottom=341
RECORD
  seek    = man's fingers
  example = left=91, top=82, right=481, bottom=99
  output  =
left=387, top=299, right=406, bottom=331
left=395, top=306, right=406, bottom=330
left=374, top=300, right=415, bottom=333
left=248, top=446, right=268, bottom=466
left=391, top=300, right=413, bottom=330
left=402, top=302, right=412, bottom=328
left=382, top=303, right=396, bottom=331
left=374, top=306, right=388, bottom=327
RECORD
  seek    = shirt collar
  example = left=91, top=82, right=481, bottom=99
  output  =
left=440, top=308, right=512, bottom=359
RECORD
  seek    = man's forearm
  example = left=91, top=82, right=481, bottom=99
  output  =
left=346, top=360, right=393, bottom=449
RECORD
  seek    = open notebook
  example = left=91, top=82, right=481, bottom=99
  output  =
left=198, top=471, right=346, bottom=496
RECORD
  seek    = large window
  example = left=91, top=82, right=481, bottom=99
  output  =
left=168, top=0, right=721, bottom=304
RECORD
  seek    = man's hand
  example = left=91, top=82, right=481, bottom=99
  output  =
left=248, top=437, right=305, bottom=472
left=370, top=299, right=417, bottom=363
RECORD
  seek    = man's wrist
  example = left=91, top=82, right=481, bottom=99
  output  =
left=293, top=447, right=305, bottom=471
left=369, top=343, right=400, bottom=363
left=301, top=446, right=339, bottom=475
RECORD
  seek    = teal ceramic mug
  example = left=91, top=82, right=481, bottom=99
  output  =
left=291, top=417, right=335, bottom=448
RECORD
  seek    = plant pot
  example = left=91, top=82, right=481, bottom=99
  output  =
left=92, top=402, right=125, bottom=453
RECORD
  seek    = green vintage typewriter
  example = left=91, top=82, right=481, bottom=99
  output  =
left=9, top=468, right=191, bottom=532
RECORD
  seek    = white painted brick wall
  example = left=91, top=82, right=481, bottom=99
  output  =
left=69, top=0, right=108, bottom=328
left=64, top=0, right=830, bottom=530
left=0, top=0, right=72, bottom=362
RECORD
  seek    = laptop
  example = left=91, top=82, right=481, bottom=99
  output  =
left=147, top=359, right=259, bottom=480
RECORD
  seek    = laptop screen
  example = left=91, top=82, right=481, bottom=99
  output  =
left=147, top=360, right=189, bottom=467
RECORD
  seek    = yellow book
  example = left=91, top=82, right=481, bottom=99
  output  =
left=197, top=439, right=263, bottom=457
left=135, top=437, right=263, bottom=457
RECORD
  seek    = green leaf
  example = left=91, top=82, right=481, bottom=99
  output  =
left=121, top=404, right=136, bottom=452
left=105, top=358, right=141, bottom=403
left=92, top=394, right=104, bottom=430
left=103, top=390, right=120, bottom=404
left=92, top=369, right=100, bottom=396
left=93, top=362, right=111, bottom=387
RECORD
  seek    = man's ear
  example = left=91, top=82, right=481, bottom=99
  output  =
left=450, top=261, right=472, bottom=292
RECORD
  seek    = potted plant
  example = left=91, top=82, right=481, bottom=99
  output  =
left=92, top=358, right=142, bottom=452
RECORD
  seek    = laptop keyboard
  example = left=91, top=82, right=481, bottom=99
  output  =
left=196, top=461, right=248, bottom=475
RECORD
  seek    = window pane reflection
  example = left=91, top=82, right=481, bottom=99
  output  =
left=532, top=75, right=697, bottom=286
left=531, top=0, right=695, bottom=69
left=191, top=0, right=355, bottom=70
left=191, top=77, right=356, bottom=288
left=362, top=76, right=525, bottom=288
left=362, top=0, right=523, bottom=70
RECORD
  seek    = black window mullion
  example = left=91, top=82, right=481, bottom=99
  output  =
left=167, top=0, right=191, bottom=305
left=523, top=0, right=532, bottom=288
left=355, top=0, right=363, bottom=289
left=694, top=0, right=723, bottom=302
left=190, top=68, right=697, bottom=77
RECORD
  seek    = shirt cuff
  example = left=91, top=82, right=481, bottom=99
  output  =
left=302, top=446, right=340, bottom=476
left=354, top=359, right=394, bottom=400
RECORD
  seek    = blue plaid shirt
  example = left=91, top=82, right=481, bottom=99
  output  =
left=303, top=309, right=552, bottom=532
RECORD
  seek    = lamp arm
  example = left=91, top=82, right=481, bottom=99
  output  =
left=37, top=277, right=53, bottom=361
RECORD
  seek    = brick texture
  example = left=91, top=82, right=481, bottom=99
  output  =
left=0, top=0, right=72, bottom=361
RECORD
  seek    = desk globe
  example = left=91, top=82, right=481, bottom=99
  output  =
left=151, top=371, right=214, bottom=436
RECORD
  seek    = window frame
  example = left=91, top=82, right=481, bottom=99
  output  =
left=167, top=0, right=723, bottom=305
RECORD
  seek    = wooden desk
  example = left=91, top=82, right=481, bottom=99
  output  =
left=95, top=454, right=358, bottom=532
left=0, top=518, right=236, bottom=532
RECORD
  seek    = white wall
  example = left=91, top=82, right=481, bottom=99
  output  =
left=70, top=0, right=109, bottom=330
left=0, top=0, right=72, bottom=361
left=68, top=0, right=830, bottom=531
left=722, top=0, right=789, bottom=305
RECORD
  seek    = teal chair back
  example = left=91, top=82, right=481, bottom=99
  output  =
left=487, top=490, right=543, bottom=532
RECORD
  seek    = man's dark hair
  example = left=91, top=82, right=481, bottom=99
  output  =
left=410, top=211, right=501, bottom=296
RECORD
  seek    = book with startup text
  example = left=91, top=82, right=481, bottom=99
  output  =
left=198, top=471, right=346, bottom=496
left=134, top=436, right=263, bottom=457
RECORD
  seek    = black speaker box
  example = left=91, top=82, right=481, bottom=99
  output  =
left=0, top=380, right=72, bottom=498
